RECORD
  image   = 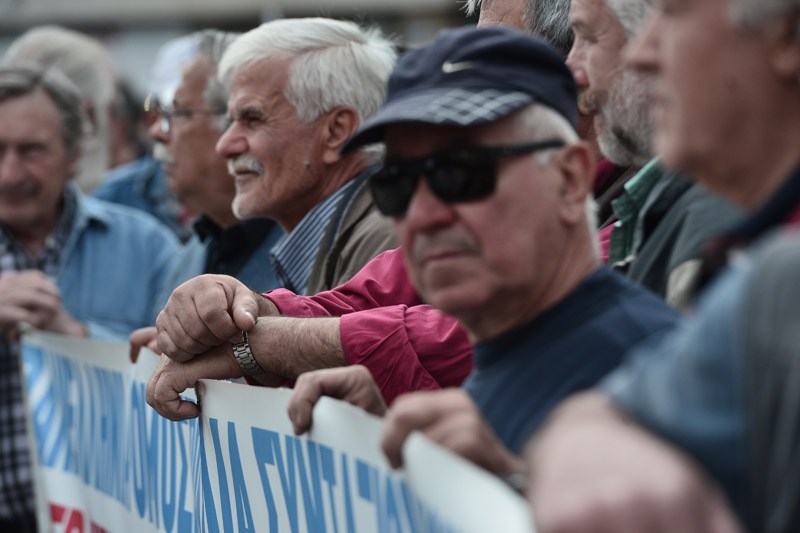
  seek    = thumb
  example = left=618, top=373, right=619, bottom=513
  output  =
left=231, top=287, right=260, bottom=331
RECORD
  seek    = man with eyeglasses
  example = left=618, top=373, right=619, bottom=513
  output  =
left=141, top=30, right=284, bottom=322
left=93, top=35, right=200, bottom=242
left=147, top=27, right=678, bottom=470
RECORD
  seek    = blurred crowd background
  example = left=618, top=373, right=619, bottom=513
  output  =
left=0, top=0, right=473, bottom=98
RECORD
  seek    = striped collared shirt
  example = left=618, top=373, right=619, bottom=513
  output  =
left=270, top=180, right=355, bottom=295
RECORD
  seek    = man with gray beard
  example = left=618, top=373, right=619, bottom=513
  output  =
left=567, top=0, right=741, bottom=306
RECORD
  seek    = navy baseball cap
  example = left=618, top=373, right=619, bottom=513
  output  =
left=343, top=25, right=577, bottom=153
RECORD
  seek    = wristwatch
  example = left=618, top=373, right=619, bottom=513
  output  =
left=231, top=330, right=267, bottom=377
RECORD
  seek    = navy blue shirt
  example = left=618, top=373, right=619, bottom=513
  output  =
left=463, top=268, right=680, bottom=453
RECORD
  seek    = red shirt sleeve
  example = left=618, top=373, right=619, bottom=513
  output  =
left=341, top=304, right=473, bottom=404
left=265, top=248, right=421, bottom=315
left=262, top=247, right=474, bottom=403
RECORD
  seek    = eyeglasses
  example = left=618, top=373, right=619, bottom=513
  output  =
left=370, top=139, right=566, bottom=217
left=143, top=93, right=223, bottom=135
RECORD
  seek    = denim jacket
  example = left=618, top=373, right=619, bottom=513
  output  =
left=57, top=188, right=179, bottom=339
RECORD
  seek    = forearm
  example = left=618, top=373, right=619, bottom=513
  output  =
left=249, top=315, right=346, bottom=379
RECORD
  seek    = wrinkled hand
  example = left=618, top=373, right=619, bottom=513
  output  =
left=146, top=341, right=243, bottom=420
left=155, top=274, right=274, bottom=363
left=381, top=389, right=524, bottom=476
left=287, top=365, right=387, bottom=435
left=0, top=270, right=85, bottom=338
left=130, top=326, right=159, bottom=363
left=527, top=392, right=743, bottom=533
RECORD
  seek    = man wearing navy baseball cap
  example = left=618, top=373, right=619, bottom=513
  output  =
left=283, top=25, right=678, bottom=479
left=148, top=26, right=677, bottom=460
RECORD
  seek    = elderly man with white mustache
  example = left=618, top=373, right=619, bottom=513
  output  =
left=211, top=18, right=397, bottom=297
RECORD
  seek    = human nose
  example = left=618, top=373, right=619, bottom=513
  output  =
left=148, top=112, right=169, bottom=143
left=625, top=12, right=661, bottom=73
left=0, top=150, right=25, bottom=186
left=215, top=123, right=246, bottom=159
left=566, top=40, right=589, bottom=89
left=401, top=179, right=457, bottom=231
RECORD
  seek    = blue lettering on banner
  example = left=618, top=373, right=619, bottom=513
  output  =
left=131, top=381, right=149, bottom=520
left=23, top=346, right=200, bottom=532
left=130, top=380, right=197, bottom=532
left=161, top=417, right=178, bottom=532
left=23, top=345, right=464, bottom=533
left=340, top=454, right=357, bottom=533
left=227, top=422, right=255, bottom=533
left=177, top=419, right=195, bottom=533
left=198, top=415, right=221, bottom=533
left=251, top=428, right=280, bottom=532
left=209, top=418, right=234, bottom=532
left=27, top=352, right=129, bottom=510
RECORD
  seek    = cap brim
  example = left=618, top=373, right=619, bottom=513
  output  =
left=342, top=87, right=534, bottom=153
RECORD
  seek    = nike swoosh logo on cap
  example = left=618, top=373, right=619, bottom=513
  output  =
left=442, top=61, right=476, bottom=74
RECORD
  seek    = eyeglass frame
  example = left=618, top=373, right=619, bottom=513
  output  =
left=369, top=139, right=566, bottom=217
left=143, top=93, right=224, bottom=135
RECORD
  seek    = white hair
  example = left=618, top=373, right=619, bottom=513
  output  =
left=3, top=25, right=116, bottom=192
left=729, top=0, right=800, bottom=38
left=194, top=30, right=240, bottom=132
left=463, top=0, right=574, bottom=57
left=606, top=0, right=657, bottom=37
left=514, top=103, right=579, bottom=166
left=218, top=18, right=396, bottom=124
left=513, top=103, right=599, bottom=255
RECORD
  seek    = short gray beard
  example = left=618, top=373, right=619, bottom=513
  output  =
left=596, top=69, right=655, bottom=168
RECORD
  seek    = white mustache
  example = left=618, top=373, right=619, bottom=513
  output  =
left=227, top=155, right=264, bottom=177
left=152, top=143, right=175, bottom=166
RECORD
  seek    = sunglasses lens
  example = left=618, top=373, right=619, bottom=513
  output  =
left=429, top=155, right=495, bottom=203
left=370, top=166, right=418, bottom=217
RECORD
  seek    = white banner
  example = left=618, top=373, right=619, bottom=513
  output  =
left=21, top=331, right=532, bottom=533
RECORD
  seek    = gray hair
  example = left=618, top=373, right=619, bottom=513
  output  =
left=729, top=0, right=800, bottom=38
left=606, top=0, right=657, bottom=37
left=218, top=18, right=397, bottom=124
left=463, top=0, right=574, bottom=57
left=194, top=30, right=240, bottom=132
left=3, top=25, right=116, bottom=191
left=513, top=103, right=599, bottom=255
left=514, top=103, right=580, bottom=166
left=0, top=64, right=86, bottom=156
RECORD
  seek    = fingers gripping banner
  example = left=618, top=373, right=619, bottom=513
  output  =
left=21, top=331, right=532, bottom=533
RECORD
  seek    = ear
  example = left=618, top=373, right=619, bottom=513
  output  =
left=764, top=13, right=800, bottom=81
left=319, top=106, right=360, bottom=165
left=554, top=142, right=594, bottom=226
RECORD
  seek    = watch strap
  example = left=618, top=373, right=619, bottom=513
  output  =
left=232, top=330, right=266, bottom=377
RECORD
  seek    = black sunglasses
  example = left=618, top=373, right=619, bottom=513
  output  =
left=369, top=139, right=566, bottom=217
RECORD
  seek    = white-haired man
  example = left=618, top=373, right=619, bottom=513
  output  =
left=3, top=25, right=117, bottom=193
left=127, top=29, right=285, bottom=350
left=149, top=28, right=680, bottom=489
left=526, top=0, right=800, bottom=529
left=214, top=18, right=397, bottom=295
